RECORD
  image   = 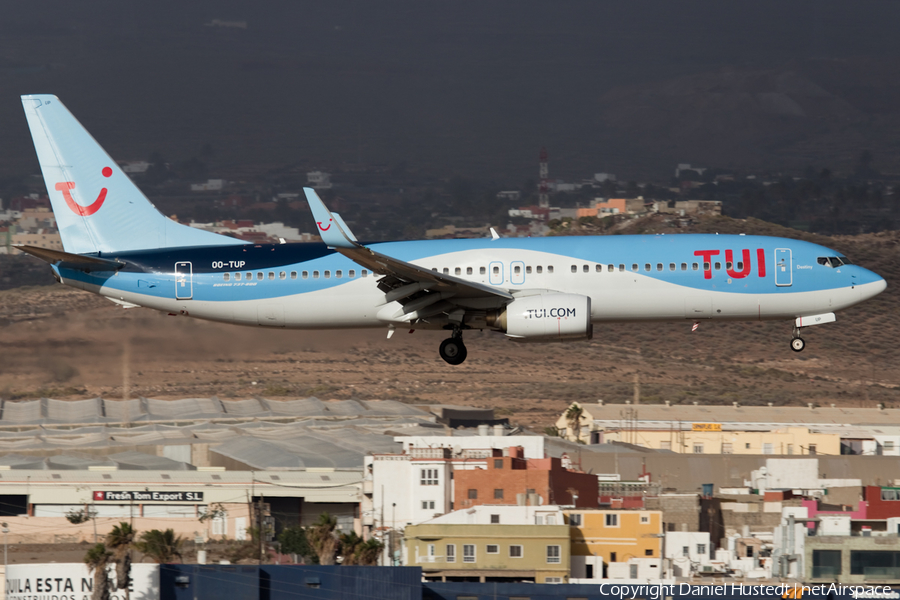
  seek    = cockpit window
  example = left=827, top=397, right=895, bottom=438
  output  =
left=818, top=256, right=851, bottom=268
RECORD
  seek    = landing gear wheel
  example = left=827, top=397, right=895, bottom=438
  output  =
left=439, top=337, right=468, bottom=365
left=790, top=337, right=805, bottom=353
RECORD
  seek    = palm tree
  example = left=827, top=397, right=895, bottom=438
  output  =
left=354, top=538, right=384, bottom=566
left=134, top=529, right=184, bottom=564
left=106, top=522, right=136, bottom=599
left=306, top=513, right=338, bottom=565
left=84, top=543, right=112, bottom=600
left=565, top=403, right=584, bottom=442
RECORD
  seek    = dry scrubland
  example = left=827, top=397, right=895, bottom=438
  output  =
left=0, top=216, right=898, bottom=430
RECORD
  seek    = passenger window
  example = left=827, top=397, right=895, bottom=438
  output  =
left=291, top=272, right=297, bottom=279
left=362, top=270, right=368, bottom=277
left=480, top=267, right=486, bottom=275
left=736, top=262, right=743, bottom=270
left=632, top=264, right=638, bottom=272
left=693, top=263, right=699, bottom=271
left=279, top=272, right=286, bottom=280
left=493, top=266, right=500, bottom=275
left=443, top=268, right=449, bottom=275
left=324, top=271, right=331, bottom=278
left=525, top=266, right=532, bottom=274
left=268, top=272, right=275, bottom=280
left=432, top=268, right=438, bottom=272
left=669, top=263, right=676, bottom=271
left=681, top=263, right=687, bottom=271
left=656, top=263, right=663, bottom=271
left=581, top=265, right=588, bottom=273
left=596, top=264, right=603, bottom=273
left=514, top=266, right=521, bottom=274
left=571, top=265, right=577, bottom=273
left=536, top=266, right=543, bottom=274
left=235, top=273, right=241, bottom=280
left=644, top=264, right=651, bottom=271
left=223, top=273, right=230, bottom=281
left=608, top=264, right=614, bottom=272
left=467, top=267, right=473, bottom=275
left=714, top=262, right=721, bottom=270
left=257, top=272, right=263, bottom=280
left=455, top=267, right=461, bottom=275
left=548, top=266, right=554, bottom=273
left=335, top=270, right=342, bottom=278
left=725, top=262, right=732, bottom=270
left=302, top=271, right=309, bottom=279
left=245, top=272, right=252, bottom=280
left=703, top=262, right=710, bottom=271
left=349, top=270, right=355, bottom=278
left=313, top=271, right=319, bottom=279
left=619, top=264, right=625, bottom=272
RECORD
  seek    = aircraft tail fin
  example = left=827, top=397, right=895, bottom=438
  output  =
left=303, top=188, right=358, bottom=249
left=21, top=95, right=246, bottom=254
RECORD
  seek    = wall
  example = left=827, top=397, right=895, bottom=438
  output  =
left=602, top=427, right=839, bottom=456
left=866, top=486, right=900, bottom=520
left=806, top=535, right=900, bottom=584
left=7, top=563, right=159, bottom=600
left=567, top=510, right=662, bottom=563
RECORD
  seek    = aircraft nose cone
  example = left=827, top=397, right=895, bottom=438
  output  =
left=861, top=276, right=887, bottom=301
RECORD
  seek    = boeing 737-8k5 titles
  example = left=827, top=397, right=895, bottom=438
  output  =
left=16, top=95, right=887, bottom=364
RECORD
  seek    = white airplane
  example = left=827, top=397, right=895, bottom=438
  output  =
left=16, top=95, right=887, bottom=364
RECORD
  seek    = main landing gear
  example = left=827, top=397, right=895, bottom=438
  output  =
left=790, top=325, right=805, bottom=353
left=439, top=330, right=468, bottom=365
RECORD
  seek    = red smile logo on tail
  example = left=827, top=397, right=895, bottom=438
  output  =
left=55, top=166, right=112, bottom=216
left=317, top=218, right=332, bottom=232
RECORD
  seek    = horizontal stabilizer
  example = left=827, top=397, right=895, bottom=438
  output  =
left=14, top=245, right=124, bottom=272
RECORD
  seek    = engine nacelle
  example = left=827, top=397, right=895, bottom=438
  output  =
left=488, top=293, right=593, bottom=342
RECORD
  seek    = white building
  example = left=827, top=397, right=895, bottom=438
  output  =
left=422, top=504, right=564, bottom=526
left=394, top=434, right=546, bottom=460
left=665, top=531, right=712, bottom=577
left=306, top=171, right=333, bottom=189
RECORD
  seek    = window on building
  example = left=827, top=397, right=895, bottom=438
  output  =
left=787, top=444, right=794, bottom=455
left=610, top=552, right=617, bottom=562
left=722, top=442, right=733, bottom=454
left=546, top=514, right=556, bottom=525
left=421, top=501, right=435, bottom=510
left=463, top=544, right=476, bottom=563
left=546, top=545, right=561, bottom=564
left=809, top=444, right=817, bottom=455
left=660, top=441, right=671, bottom=450
left=494, top=489, right=504, bottom=499
left=885, top=441, right=896, bottom=452
left=494, top=459, right=503, bottom=469
left=605, top=514, right=618, bottom=527
left=427, top=544, right=435, bottom=557
left=569, top=513, right=582, bottom=526
left=645, top=549, right=653, bottom=556
left=535, top=515, right=543, bottom=525
left=693, top=443, right=704, bottom=454
left=420, top=469, right=438, bottom=486
left=467, top=489, right=477, bottom=499
left=683, top=546, right=690, bottom=557
left=640, top=515, right=649, bottom=524
left=446, top=544, right=455, bottom=562
left=698, top=544, right=707, bottom=555
left=544, top=577, right=562, bottom=583
left=490, top=514, right=500, bottom=524
left=882, top=489, right=899, bottom=501
left=510, top=545, right=523, bottom=558
left=763, top=443, right=773, bottom=455
left=486, top=544, right=499, bottom=554
left=745, top=443, right=751, bottom=449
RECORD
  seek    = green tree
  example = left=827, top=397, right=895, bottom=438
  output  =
left=339, top=531, right=383, bottom=566
left=306, top=513, right=338, bottom=565
left=277, top=526, right=315, bottom=563
left=106, top=523, right=136, bottom=599
left=84, top=543, right=112, bottom=600
left=565, top=402, right=584, bottom=442
left=135, top=529, right=184, bottom=564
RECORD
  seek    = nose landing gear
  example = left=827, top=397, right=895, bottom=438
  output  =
left=790, top=324, right=805, bottom=353
left=439, top=329, right=468, bottom=365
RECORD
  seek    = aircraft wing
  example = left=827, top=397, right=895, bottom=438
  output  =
left=303, top=188, right=512, bottom=307
left=15, top=245, right=125, bottom=272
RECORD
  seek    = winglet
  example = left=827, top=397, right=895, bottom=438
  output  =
left=303, top=188, right=356, bottom=249
left=490, top=227, right=500, bottom=240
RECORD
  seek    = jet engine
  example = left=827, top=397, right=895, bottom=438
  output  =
left=487, top=293, right=593, bottom=342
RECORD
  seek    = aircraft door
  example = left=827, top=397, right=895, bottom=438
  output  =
left=175, top=261, right=193, bottom=299
left=775, top=249, right=792, bottom=287
left=489, top=261, right=504, bottom=285
left=510, top=261, right=525, bottom=285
